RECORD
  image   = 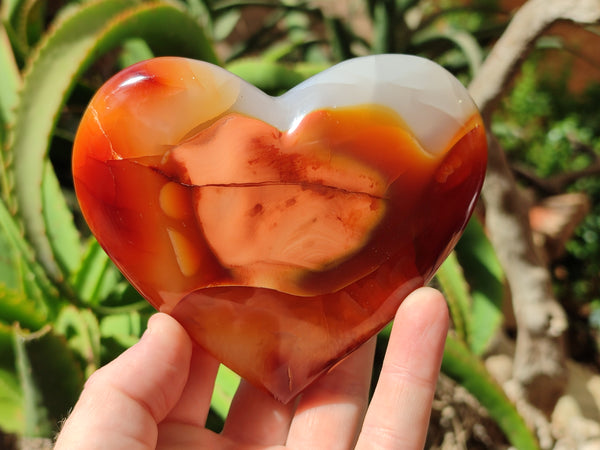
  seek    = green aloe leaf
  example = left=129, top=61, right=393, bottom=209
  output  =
left=0, top=285, right=47, bottom=332
left=0, top=322, right=20, bottom=435
left=1, top=0, right=34, bottom=64
left=41, top=159, right=81, bottom=281
left=14, top=0, right=46, bottom=52
left=185, top=0, right=213, bottom=33
left=13, top=326, right=52, bottom=437
left=0, top=220, right=21, bottom=292
left=99, top=311, right=143, bottom=341
left=325, top=17, right=354, bottom=61
left=226, top=59, right=328, bottom=96
left=0, top=198, right=57, bottom=319
left=0, top=367, right=23, bottom=434
left=8, top=0, right=218, bottom=286
left=454, top=218, right=505, bottom=355
left=71, top=239, right=121, bottom=307
left=14, top=324, right=84, bottom=438
left=7, top=0, right=135, bottom=283
left=211, top=364, right=240, bottom=419
left=213, top=8, right=241, bottom=41
left=435, top=251, right=471, bottom=343
left=227, top=59, right=309, bottom=94
left=1, top=0, right=22, bottom=22
left=413, top=26, right=483, bottom=77
left=55, top=306, right=102, bottom=378
left=0, top=23, right=20, bottom=131
left=443, top=335, right=539, bottom=449
left=371, top=0, right=394, bottom=54
left=0, top=23, right=21, bottom=205
left=118, top=37, right=154, bottom=69
left=0, top=320, right=15, bottom=365
left=99, top=311, right=148, bottom=364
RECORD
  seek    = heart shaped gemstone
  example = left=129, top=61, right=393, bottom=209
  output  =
left=73, top=55, right=487, bottom=402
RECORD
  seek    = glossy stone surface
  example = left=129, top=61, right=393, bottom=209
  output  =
left=73, top=55, right=487, bottom=402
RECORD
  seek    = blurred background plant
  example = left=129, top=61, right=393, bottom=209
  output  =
left=0, top=0, right=599, bottom=448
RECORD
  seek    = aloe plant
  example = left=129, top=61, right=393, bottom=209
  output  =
left=0, top=0, right=538, bottom=447
left=0, top=0, right=222, bottom=437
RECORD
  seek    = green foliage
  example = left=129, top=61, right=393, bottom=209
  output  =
left=493, top=56, right=600, bottom=309
left=226, top=58, right=327, bottom=95
left=13, top=325, right=84, bottom=437
left=211, top=365, right=241, bottom=419
left=436, top=218, right=505, bottom=355
left=454, top=218, right=505, bottom=355
left=6, top=0, right=219, bottom=284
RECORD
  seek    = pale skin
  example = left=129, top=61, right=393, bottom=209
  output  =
left=55, top=287, right=449, bottom=450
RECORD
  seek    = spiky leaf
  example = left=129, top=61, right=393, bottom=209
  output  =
left=8, top=0, right=218, bottom=285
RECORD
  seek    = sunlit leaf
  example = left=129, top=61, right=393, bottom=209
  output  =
left=0, top=285, right=47, bottom=332
left=226, top=58, right=310, bottom=94
left=99, top=312, right=143, bottom=348
left=14, top=325, right=84, bottom=438
left=13, top=326, right=52, bottom=437
left=371, top=0, right=394, bottom=54
left=71, top=238, right=121, bottom=306
left=118, top=37, right=154, bottom=69
left=213, top=8, right=241, bottom=41
left=0, top=367, right=23, bottom=434
left=0, top=23, right=21, bottom=204
left=41, top=160, right=81, bottom=280
left=0, top=0, right=23, bottom=23
left=15, top=0, right=46, bottom=52
left=0, top=198, right=57, bottom=318
left=436, top=251, right=471, bottom=343
left=7, top=0, right=136, bottom=282
left=414, top=26, right=483, bottom=78
left=99, top=311, right=148, bottom=364
left=55, top=306, right=101, bottom=378
left=0, top=23, right=20, bottom=130
left=454, top=218, right=505, bottom=355
left=211, top=364, right=240, bottom=419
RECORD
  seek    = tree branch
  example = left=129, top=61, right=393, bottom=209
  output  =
left=470, top=0, right=600, bottom=120
left=514, top=157, right=600, bottom=194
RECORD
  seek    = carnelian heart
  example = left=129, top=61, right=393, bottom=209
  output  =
left=73, top=55, right=487, bottom=402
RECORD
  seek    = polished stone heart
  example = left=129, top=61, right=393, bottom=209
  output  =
left=73, top=55, right=487, bottom=402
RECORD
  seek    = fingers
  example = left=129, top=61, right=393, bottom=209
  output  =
left=160, top=344, right=220, bottom=426
left=220, top=380, right=296, bottom=446
left=285, top=337, right=376, bottom=450
left=156, top=345, right=221, bottom=448
left=355, top=287, right=449, bottom=450
left=55, top=313, right=195, bottom=450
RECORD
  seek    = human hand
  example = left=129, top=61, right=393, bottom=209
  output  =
left=55, top=287, right=448, bottom=449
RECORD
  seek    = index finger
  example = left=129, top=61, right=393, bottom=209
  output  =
left=355, top=287, right=449, bottom=450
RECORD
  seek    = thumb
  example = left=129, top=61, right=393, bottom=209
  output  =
left=55, top=313, right=193, bottom=450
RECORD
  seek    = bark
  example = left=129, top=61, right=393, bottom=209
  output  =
left=483, top=133, right=568, bottom=415
left=467, top=0, right=600, bottom=427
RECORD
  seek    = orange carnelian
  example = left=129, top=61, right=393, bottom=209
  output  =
left=73, top=57, right=487, bottom=402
